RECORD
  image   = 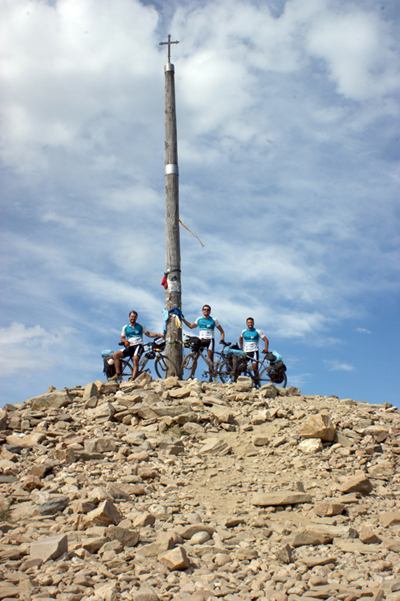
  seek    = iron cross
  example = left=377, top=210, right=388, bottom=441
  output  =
left=159, top=34, right=179, bottom=63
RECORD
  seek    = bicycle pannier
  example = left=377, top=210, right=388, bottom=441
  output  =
left=225, top=352, right=248, bottom=374
left=267, top=360, right=287, bottom=383
left=184, top=336, right=202, bottom=351
left=103, top=357, right=116, bottom=379
left=235, top=355, right=248, bottom=374
left=152, top=337, right=165, bottom=352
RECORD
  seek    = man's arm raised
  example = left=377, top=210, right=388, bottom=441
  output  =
left=144, top=328, right=163, bottom=339
left=182, top=317, right=197, bottom=329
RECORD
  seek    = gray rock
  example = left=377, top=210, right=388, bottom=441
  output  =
left=199, top=437, right=231, bottom=455
left=276, top=543, right=293, bottom=563
left=341, top=473, right=373, bottom=495
left=158, top=545, right=190, bottom=570
left=27, top=389, right=72, bottom=410
left=380, top=511, right=400, bottom=527
left=83, top=382, right=98, bottom=401
left=133, top=587, right=160, bottom=601
left=94, top=401, right=115, bottom=421
left=292, top=529, right=333, bottom=546
left=235, top=376, right=253, bottom=392
left=298, top=438, right=323, bottom=453
left=85, top=499, right=123, bottom=526
left=30, top=534, right=68, bottom=562
left=252, top=492, right=312, bottom=506
left=38, top=495, right=69, bottom=515
left=314, top=501, right=345, bottom=517
left=6, top=433, right=47, bottom=448
left=298, top=413, right=336, bottom=441
left=253, top=436, right=269, bottom=446
left=359, top=525, right=382, bottom=544
left=84, top=437, right=117, bottom=453
left=105, top=525, right=140, bottom=547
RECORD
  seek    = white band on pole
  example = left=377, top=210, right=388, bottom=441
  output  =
left=165, top=164, right=179, bottom=175
left=164, top=63, right=175, bottom=73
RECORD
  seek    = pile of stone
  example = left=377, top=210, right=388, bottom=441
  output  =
left=0, top=373, right=399, bottom=601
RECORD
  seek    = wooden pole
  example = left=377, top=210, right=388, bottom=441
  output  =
left=160, top=36, right=182, bottom=377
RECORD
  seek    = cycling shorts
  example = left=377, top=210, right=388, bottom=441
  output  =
left=199, top=339, right=215, bottom=352
left=246, top=350, right=259, bottom=363
left=122, top=344, right=144, bottom=358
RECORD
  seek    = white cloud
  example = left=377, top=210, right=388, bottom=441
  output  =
left=0, top=0, right=161, bottom=173
left=305, top=6, right=400, bottom=100
left=0, top=322, right=77, bottom=377
left=324, top=359, right=354, bottom=372
left=356, top=327, right=372, bottom=334
left=0, top=0, right=399, bottom=406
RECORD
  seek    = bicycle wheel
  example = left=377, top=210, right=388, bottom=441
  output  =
left=155, top=355, right=177, bottom=379
left=258, top=367, right=287, bottom=388
left=217, top=360, right=234, bottom=383
left=243, top=367, right=261, bottom=388
left=182, top=352, right=198, bottom=379
left=120, top=359, right=133, bottom=379
left=280, top=372, right=288, bottom=388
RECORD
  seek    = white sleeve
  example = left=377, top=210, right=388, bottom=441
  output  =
left=142, top=325, right=149, bottom=335
left=257, top=329, right=264, bottom=338
left=121, top=326, right=126, bottom=337
left=214, top=319, right=220, bottom=327
left=194, top=318, right=200, bottom=325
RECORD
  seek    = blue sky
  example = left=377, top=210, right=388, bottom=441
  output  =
left=1, top=0, right=399, bottom=408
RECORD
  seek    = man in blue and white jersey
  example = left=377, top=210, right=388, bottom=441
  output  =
left=182, top=305, right=225, bottom=379
left=239, top=317, right=269, bottom=379
left=112, top=311, right=162, bottom=381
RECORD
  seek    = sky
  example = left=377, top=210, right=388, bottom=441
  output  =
left=1, top=0, right=399, bottom=408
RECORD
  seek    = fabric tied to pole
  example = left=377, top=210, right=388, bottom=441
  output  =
left=162, top=308, right=184, bottom=337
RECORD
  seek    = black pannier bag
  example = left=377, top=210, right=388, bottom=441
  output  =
left=183, top=336, right=201, bottom=351
left=184, top=336, right=209, bottom=352
left=226, top=353, right=248, bottom=375
left=266, top=360, right=287, bottom=384
left=235, top=355, right=248, bottom=374
left=103, top=357, right=116, bottom=379
left=152, top=337, right=166, bottom=352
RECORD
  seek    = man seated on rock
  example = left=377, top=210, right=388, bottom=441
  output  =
left=111, top=311, right=162, bottom=381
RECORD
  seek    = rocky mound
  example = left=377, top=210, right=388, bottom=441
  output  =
left=0, top=374, right=399, bottom=601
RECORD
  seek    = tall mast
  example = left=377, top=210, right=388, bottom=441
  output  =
left=159, top=35, right=182, bottom=376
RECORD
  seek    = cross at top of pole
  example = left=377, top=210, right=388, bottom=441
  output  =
left=159, top=34, right=179, bottom=63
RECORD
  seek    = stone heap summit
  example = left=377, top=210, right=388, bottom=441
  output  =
left=0, top=374, right=399, bottom=601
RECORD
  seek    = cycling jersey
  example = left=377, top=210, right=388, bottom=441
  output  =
left=195, top=316, right=220, bottom=340
left=121, top=323, right=148, bottom=346
left=241, top=328, right=264, bottom=352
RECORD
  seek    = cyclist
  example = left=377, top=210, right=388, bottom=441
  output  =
left=182, top=305, right=225, bottom=380
left=239, top=317, right=269, bottom=383
left=111, top=311, right=163, bottom=381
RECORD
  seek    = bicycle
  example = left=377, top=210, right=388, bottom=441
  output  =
left=117, top=338, right=177, bottom=380
left=181, top=336, right=229, bottom=382
left=217, top=346, right=287, bottom=388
